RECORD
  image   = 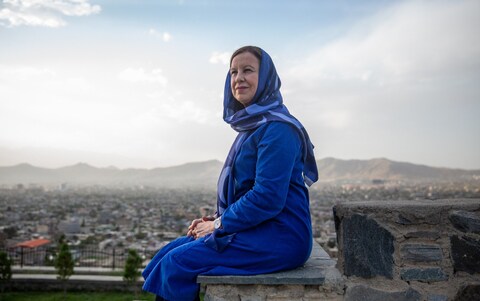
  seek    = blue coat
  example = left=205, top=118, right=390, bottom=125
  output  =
left=142, top=122, right=313, bottom=301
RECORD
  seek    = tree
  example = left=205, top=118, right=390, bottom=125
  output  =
left=123, top=249, right=142, bottom=298
left=0, top=251, right=12, bottom=295
left=55, top=241, right=74, bottom=299
left=2, top=227, right=17, bottom=239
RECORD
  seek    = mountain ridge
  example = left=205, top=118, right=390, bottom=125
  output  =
left=0, top=158, right=478, bottom=188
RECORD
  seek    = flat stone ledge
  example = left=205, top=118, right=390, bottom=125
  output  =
left=334, top=199, right=480, bottom=216
left=197, top=242, right=339, bottom=286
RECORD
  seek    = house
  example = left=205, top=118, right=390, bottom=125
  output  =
left=13, top=238, right=52, bottom=266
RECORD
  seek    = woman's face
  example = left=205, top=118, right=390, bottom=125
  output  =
left=230, top=52, right=259, bottom=107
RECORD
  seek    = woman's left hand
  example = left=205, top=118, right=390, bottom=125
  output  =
left=193, top=221, right=214, bottom=239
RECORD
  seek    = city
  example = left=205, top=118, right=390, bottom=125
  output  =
left=1, top=180, right=478, bottom=264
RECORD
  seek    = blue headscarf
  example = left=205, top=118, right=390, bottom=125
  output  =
left=217, top=48, right=318, bottom=216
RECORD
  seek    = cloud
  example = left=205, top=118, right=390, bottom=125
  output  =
left=157, top=99, right=214, bottom=124
left=209, top=51, right=231, bottom=65
left=162, top=32, right=171, bottom=42
left=0, top=0, right=101, bottom=28
left=148, top=28, right=172, bottom=42
left=118, top=68, right=168, bottom=86
left=319, top=111, right=351, bottom=129
left=0, top=65, right=56, bottom=80
left=288, top=0, right=480, bottom=87
left=281, top=0, right=480, bottom=168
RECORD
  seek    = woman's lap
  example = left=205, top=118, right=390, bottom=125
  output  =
left=142, top=232, right=308, bottom=301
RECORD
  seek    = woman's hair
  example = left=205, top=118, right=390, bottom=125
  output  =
left=230, top=46, right=262, bottom=66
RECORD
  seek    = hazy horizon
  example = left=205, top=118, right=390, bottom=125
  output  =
left=1, top=0, right=479, bottom=170
left=2, top=154, right=480, bottom=172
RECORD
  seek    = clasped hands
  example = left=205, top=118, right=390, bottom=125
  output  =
left=187, top=216, right=215, bottom=239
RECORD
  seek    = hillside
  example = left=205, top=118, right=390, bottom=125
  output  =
left=317, top=157, right=479, bottom=183
left=0, top=160, right=224, bottom=188
left=0, top=158, right=478, bottom=188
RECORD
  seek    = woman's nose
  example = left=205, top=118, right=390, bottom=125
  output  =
left=236, top=72, right=245, bottom=82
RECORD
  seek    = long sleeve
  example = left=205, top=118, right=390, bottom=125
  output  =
left=221, top=122, right=302, bottom=233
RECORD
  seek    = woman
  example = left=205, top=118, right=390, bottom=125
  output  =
left=142, top=46, right=318, bottom=301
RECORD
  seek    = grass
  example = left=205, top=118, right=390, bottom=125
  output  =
left=0, top=292, right=204, bottom=301
left=0, top=292, right=156, bottom=301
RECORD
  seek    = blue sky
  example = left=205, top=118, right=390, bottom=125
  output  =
left=0, top=0, right=479, bottom=170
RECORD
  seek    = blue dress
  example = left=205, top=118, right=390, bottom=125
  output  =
left=142, top=122, right=313, bottom=301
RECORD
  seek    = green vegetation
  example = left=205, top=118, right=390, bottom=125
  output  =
left=123, top=249, right=142, bottom=298
left=0, top=251, right=12, bottom=294
left=55, top=239, right=74, bottom=299
left=0, top=291, right=156, bottom=301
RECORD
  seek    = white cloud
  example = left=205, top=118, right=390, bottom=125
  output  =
left=0, top=65, right=56, bottom=80
left=319, top=111, right=351, bottom=129
left=118, top=68, right=168, bottom=86
left=157, top=99, right=213, bottom=124
left=163, top=32, right=171, bottom=42
left=209, top=51, right=231, bottom=65
left=288, top=0, right=480, bottom=86
left=148, top=28, right=172, bottom=42
left=0, top=0, right=100, bottom=27
left=281, top=0, right=480, bottom=168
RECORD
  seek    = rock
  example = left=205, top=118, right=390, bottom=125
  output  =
left=400, top=244, right=442, bottom=262
left=453, top=284, right=480, bottom=301
left=396, top=214, right=413, bottom=225
left=427, top=294, right=448, bottom=301
left=400, top=267, right=448, bottom=282
left=449, top=210, right=480, bottom=234
left=404, top=231, right=441, bottom=240
left=342, top=214, right=394, bottom=278
left=345, top=285, right=421, bottom=301
left=450, top=235, right=480, bottom=274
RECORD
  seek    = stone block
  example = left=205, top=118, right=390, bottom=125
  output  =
left=404, top=231, right=441, bottom=240
left=449, top=210, right=480, bottom=234
left=453, top=284, right=480, bottom=301
left=240, top=296, right=266, bottom=301
left=395, top=209, right=442, bottom=225
left=427, top=295, right=448, bottom=301
left=266, top=285, right=304, bottom=298
left=450, top=235, right=480, bottom=274
left=204, top=285, right=241, bottom=300
left=400, top=267, right=447, bottom=282
left=342, top=214, right=394, bottom=278
left=396, top=213, right=414, bottom=225
left=400, top=244, right=442, bottom=262
left=205, top=296, right=240, bottom=301
left=344, top=285, right=421, bottom=301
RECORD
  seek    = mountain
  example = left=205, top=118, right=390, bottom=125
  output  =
left=317, top=157, right=480, bottom=183
left=0, top=158, right=478, bottom=188
left=0, top=160, right=224, bottom=188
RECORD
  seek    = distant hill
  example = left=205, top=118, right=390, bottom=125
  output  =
left=0, top=158, right=478, bottom=188
left=317, top=157, right=480, bottom=183
left=0, top=160, right=224, bottom=188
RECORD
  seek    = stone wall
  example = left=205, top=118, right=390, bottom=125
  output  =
left=333, top=199, right=480, bottom=301
left=198, top=242, right=344, bottom=301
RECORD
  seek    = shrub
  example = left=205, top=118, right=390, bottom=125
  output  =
left=123, top=249, right=142, bottom=297
left=0, top=251, right=12, bottom=294
left=55, top=242, right=74, bottom=299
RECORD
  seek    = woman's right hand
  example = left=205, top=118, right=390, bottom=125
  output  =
left=187, top=216, right=216, bottom=237
left=187, top=218, right=204, bottom=237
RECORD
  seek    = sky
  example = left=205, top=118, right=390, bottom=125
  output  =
left=0, top=0, right=479, bottom=170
